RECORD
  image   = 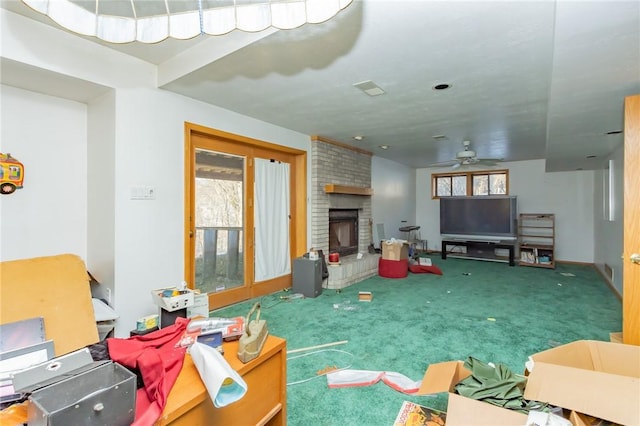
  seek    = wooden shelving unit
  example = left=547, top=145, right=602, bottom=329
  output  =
left=518, top=213, right=555, bottom=268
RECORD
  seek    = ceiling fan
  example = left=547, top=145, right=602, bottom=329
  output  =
left=428, top=140, right=503, bottom=169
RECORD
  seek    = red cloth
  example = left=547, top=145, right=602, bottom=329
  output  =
left=378, top=257, right=409, bottom=278
left=408, top=263, right=443, bottom=275
left=107, top=318, right=189, bottom=426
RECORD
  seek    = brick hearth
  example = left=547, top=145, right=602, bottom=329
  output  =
left=326, top=253, right=380, bottom=290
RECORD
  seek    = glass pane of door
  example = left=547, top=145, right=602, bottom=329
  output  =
left=194, top=149, right=245, bottom=294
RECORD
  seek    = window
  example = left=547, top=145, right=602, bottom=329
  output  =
left=432, top=169, right=508, bottom=198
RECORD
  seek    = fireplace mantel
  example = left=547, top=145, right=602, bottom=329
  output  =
left=324, top=184, right=373, bottom=196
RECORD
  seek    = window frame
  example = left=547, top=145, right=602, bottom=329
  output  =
left=431, top=169, right=509, bottom=199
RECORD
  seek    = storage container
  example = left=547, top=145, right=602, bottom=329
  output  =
left=27, top=361, right=136, bottom=426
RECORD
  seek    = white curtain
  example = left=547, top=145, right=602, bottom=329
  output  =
left=254, top=159, right=291, bottom=282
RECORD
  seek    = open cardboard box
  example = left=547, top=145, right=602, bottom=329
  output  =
left=381, top=239, right=409, bottom=261
left=524, top=340, right=640, bottom=426
left=416, top=360, right=528, bottom=425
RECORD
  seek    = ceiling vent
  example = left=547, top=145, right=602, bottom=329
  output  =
left=353, top=80, right=385, bottom=96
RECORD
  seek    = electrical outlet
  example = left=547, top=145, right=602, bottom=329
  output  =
left=106, top=288, right=112, bottom=305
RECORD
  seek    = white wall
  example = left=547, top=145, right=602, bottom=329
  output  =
left=0, top=85, right=88, bottom=261
left=87, top=91, right=117, bottom=303
left=593, top=144, right=624, bottom=295
left=416, top=159, right=595, bottom=262
left=371, top=156, right=416, bottom=245
left=1, top=85, right=312, bottom=337
left=103, top=88, right=311, bottom=335
left=1, top=8, right=314, bottom=336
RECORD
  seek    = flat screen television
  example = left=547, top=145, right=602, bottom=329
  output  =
left=439, top=196, right=517, bottom=240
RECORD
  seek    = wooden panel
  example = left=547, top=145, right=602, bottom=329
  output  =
left=623, top=94, right=640, bottom=345
left=0, top=254, right=99, bottom=356
left=158, top=335, right=286, bottom=426
left=324, top=184, right=373, bottom=195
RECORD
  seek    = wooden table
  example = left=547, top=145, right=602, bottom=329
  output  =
left=156, top=335, right=287, bottom=425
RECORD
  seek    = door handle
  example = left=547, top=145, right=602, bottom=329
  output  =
left=631, top=253, right=640, bottom=264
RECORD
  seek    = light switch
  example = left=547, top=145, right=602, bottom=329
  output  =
left=130, top=186, right=156, bottom=200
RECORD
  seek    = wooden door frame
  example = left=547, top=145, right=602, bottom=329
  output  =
left=184, top=122, right=307, bottom=310
left=623, top=94, right=640, bottom=345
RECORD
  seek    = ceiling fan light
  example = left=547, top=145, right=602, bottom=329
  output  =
left=457, top=150, right=476, bottom=159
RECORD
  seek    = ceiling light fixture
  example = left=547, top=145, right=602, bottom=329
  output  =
left=379, top=145, right=389, bottom=150
left=21, top=0, right=354, bottom=44
left=432, top=83, right=451, bottom=91
left=353, top=136, right=364, bottom=141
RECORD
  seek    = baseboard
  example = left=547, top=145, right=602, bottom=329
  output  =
left=592, top=263, right=622, bottom=301
left=555, top=260, right=621, bottom=301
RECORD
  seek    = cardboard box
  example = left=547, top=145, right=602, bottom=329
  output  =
left=358, top=291, right=372, bottom=302
left=609, top=331, right=622, bottom=343
left=523, top=340, right=640, bottom=425
left=416, top=360, right=528, bottom=425
left=382, top=239, right=409, bottom=261
left=446, top=393, right=529, bottom=425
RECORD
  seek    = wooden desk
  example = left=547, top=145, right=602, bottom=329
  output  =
left=156, top=335, right=287, bottom=426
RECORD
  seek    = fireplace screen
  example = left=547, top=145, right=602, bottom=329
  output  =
left=328, top=209, right=359, bottom=257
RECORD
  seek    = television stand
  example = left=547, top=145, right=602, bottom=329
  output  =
left=441, top=239, right=515, bottom=266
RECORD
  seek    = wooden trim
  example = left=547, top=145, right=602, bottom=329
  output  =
left=431, top=169, right=509, bottom=199
left=311, top=135, right=373, bottom=156
left=623, top=94, right=640, bottom=345
left=324, top=184, right=373, bottom=195
left=184, top=124, right=195, bottom=288
left=189, top=122, right=306, bottom=155
left=183, top=122, right=307, bottom=310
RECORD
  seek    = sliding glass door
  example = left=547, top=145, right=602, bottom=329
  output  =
left=185, top=123, right=307, bottom=310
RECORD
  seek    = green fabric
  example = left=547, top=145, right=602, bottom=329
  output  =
left=455, top=357, right=528, bottom=411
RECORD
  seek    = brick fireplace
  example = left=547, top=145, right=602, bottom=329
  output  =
left=310, top=137, right=379, bottom=289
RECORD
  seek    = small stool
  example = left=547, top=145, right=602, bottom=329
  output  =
left=399, top=225, right=420, bottom=242
left=378, top=258, right=409, bottom=278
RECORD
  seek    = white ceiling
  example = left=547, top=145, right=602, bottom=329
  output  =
left=2, top=0, right=639, bottom=171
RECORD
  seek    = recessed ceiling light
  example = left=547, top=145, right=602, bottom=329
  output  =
left=353, top=80, right=386, bottom=96
left=432, top=83, right=452, bottom=91
left=353, top=136, right=364, bottom=141
left=432, top=135, right=448, bottom=140
left=379, top=145, right=389, bottom=150
left=586, top=155, right=597, bottom=158
left=606, top=130, right=623, bottom=135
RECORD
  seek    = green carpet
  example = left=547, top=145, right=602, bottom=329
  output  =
left=212, top=256, right=621, bottom=425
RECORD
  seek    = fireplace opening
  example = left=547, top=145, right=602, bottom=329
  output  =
left=329, top=209, right=359, bottom=257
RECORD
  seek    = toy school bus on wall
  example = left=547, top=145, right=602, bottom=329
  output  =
left=0, top=153, right=24, bottom=195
